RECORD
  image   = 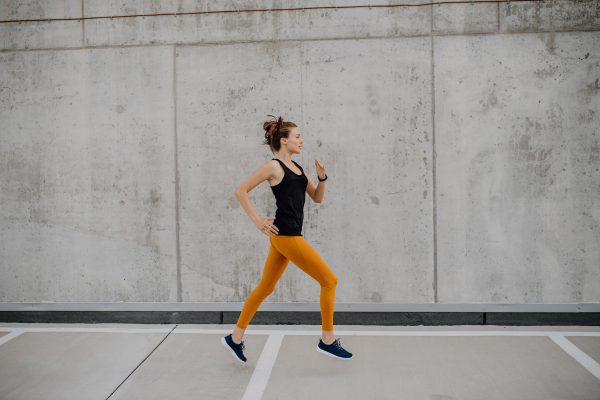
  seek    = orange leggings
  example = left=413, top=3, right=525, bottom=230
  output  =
left=236, top=235, right=338, bottom=331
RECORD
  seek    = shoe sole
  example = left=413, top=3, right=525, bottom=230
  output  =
left=221, top=337, right=246, bottom=363
left=316, top=345, right=353, bottom=360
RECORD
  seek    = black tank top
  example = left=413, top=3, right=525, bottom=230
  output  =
left=270, top=158, right=308, bottom=236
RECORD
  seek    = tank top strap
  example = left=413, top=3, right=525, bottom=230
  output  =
left=272, top=158, right=286, bottom=171
left=273, top=158, right=301, bottom=173
left=291, top=160, right=303, bottom=172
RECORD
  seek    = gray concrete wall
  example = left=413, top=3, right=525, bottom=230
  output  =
left=0, top=0, right=599, bottom=306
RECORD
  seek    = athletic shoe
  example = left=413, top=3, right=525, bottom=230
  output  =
left=221, top=334, right=247, bottom=363
left=316, top=338, right=353, bottom=360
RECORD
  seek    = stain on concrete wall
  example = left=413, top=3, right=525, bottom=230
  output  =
left=0, top=47, right=178, bottom=302
left=435, top=32, right=600, bottom=303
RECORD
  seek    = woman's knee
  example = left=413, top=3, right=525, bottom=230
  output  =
left=322, top=274, right=337, bottom=288
left=255, top=281, right=276, bottom=298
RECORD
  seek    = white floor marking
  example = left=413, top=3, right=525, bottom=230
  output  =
left=0, top=329, right=25, bottom=346
left=549, top=335, right=600, bottom=380
left=242, top=333, right=285, bottom=400
left=1, top=325, right=599, bottom=396
left=173, top=329, right=600, bottom=337
left=0, top=327, right=173, bottom=333
left=0, top=327, right=599, bottom=337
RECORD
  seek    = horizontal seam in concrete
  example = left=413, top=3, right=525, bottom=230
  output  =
left=2, top=28, right=599, bottom=53
left=1, top=303, right=599, bottom=312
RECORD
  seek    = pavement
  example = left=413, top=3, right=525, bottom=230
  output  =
left=0, top=323, right=599, bottom=399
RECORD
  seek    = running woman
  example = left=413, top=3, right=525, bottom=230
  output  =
left=221, top=115, right=353, bottom=363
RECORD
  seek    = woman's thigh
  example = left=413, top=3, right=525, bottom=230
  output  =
left=271, top=235, right=336, bottom=285
left=260, top=235, right=290, bottom=285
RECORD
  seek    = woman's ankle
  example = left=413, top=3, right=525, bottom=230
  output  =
left=232, top=325, right=245, bottom=342
left=321, top=330, right=334, bottom=344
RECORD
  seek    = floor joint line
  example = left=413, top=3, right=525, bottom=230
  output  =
left=105, top=324, right=178, bottom=399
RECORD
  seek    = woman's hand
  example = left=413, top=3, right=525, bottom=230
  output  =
left=315, top=159, right=326, bottom=180
left=254, top=216, right=279, bottom=236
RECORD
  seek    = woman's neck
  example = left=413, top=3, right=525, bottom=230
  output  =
left=277, top=153, right=293, bottom=164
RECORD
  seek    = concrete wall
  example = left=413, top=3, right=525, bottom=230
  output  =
left=1, top=0, right=599, bottom=306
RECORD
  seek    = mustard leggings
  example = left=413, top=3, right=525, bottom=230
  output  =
left=236, top=235, right=338, bottom=331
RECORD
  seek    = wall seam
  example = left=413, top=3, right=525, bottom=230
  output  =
left=497, top=0, right=500, bottom=33
left=3, top=28, right=600, bottom=53
left=300, top=43, right=305, bottom=241
left=174, top=44, right=182, bottom=302
left=1, top=302, right=597, bottom=312
left=430, top=3, right=438, bottom=303
left=81, top=0, right=85, bottom=46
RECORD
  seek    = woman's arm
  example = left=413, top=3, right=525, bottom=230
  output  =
left=234, top=161, right=280, bottom=236
left=300, top=159, right=326, bottom=203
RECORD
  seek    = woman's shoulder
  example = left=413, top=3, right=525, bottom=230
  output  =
left=259, top=159, right=283, bottom=177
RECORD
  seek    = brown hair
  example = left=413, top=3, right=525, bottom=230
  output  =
left=262, top=115, right=297, bottom=155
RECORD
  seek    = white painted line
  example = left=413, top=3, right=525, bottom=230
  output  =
left=0, top=330, right=25, bottom=346
left=242, top=333, right=285, bottom=400
left=0, top=327, right=174, bottom=333
left=0, top=326, right=599, bottom=337
left=549, top=335, right=600, bottom=380
left=171, top=328, right=600, bottom=337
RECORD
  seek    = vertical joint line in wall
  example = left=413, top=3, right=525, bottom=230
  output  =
left=174, top=44, right=182, bottom=303
left=301, top=47, right=304, bottom=174
left=497, top=1, right=500, bottom=33
left=220, top=311, right=224, bottom=324
left=483, top=312, right=487, bottom=325
left=430, top=3, right=438, bottom=303
left=300, top=44, right=305, bottom=240
left=81, top=0, right=85, bottom=45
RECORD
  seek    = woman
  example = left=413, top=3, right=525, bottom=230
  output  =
left=221, top=115, right=353, bottom=363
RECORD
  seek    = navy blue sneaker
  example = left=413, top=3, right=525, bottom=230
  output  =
left=316, top=338, right=353, bottom=360
left=221, top=334, right=247, bottom=363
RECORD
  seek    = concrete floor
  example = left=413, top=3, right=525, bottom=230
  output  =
left=0, top=324, right=599, bottom=400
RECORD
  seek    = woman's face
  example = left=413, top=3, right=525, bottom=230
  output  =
left=283, top=127, right=303, bottom=154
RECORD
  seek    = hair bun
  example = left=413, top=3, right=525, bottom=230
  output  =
left=263, top=115, right=278, bottom=145
left=262, top=115, right=297, bottom=155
